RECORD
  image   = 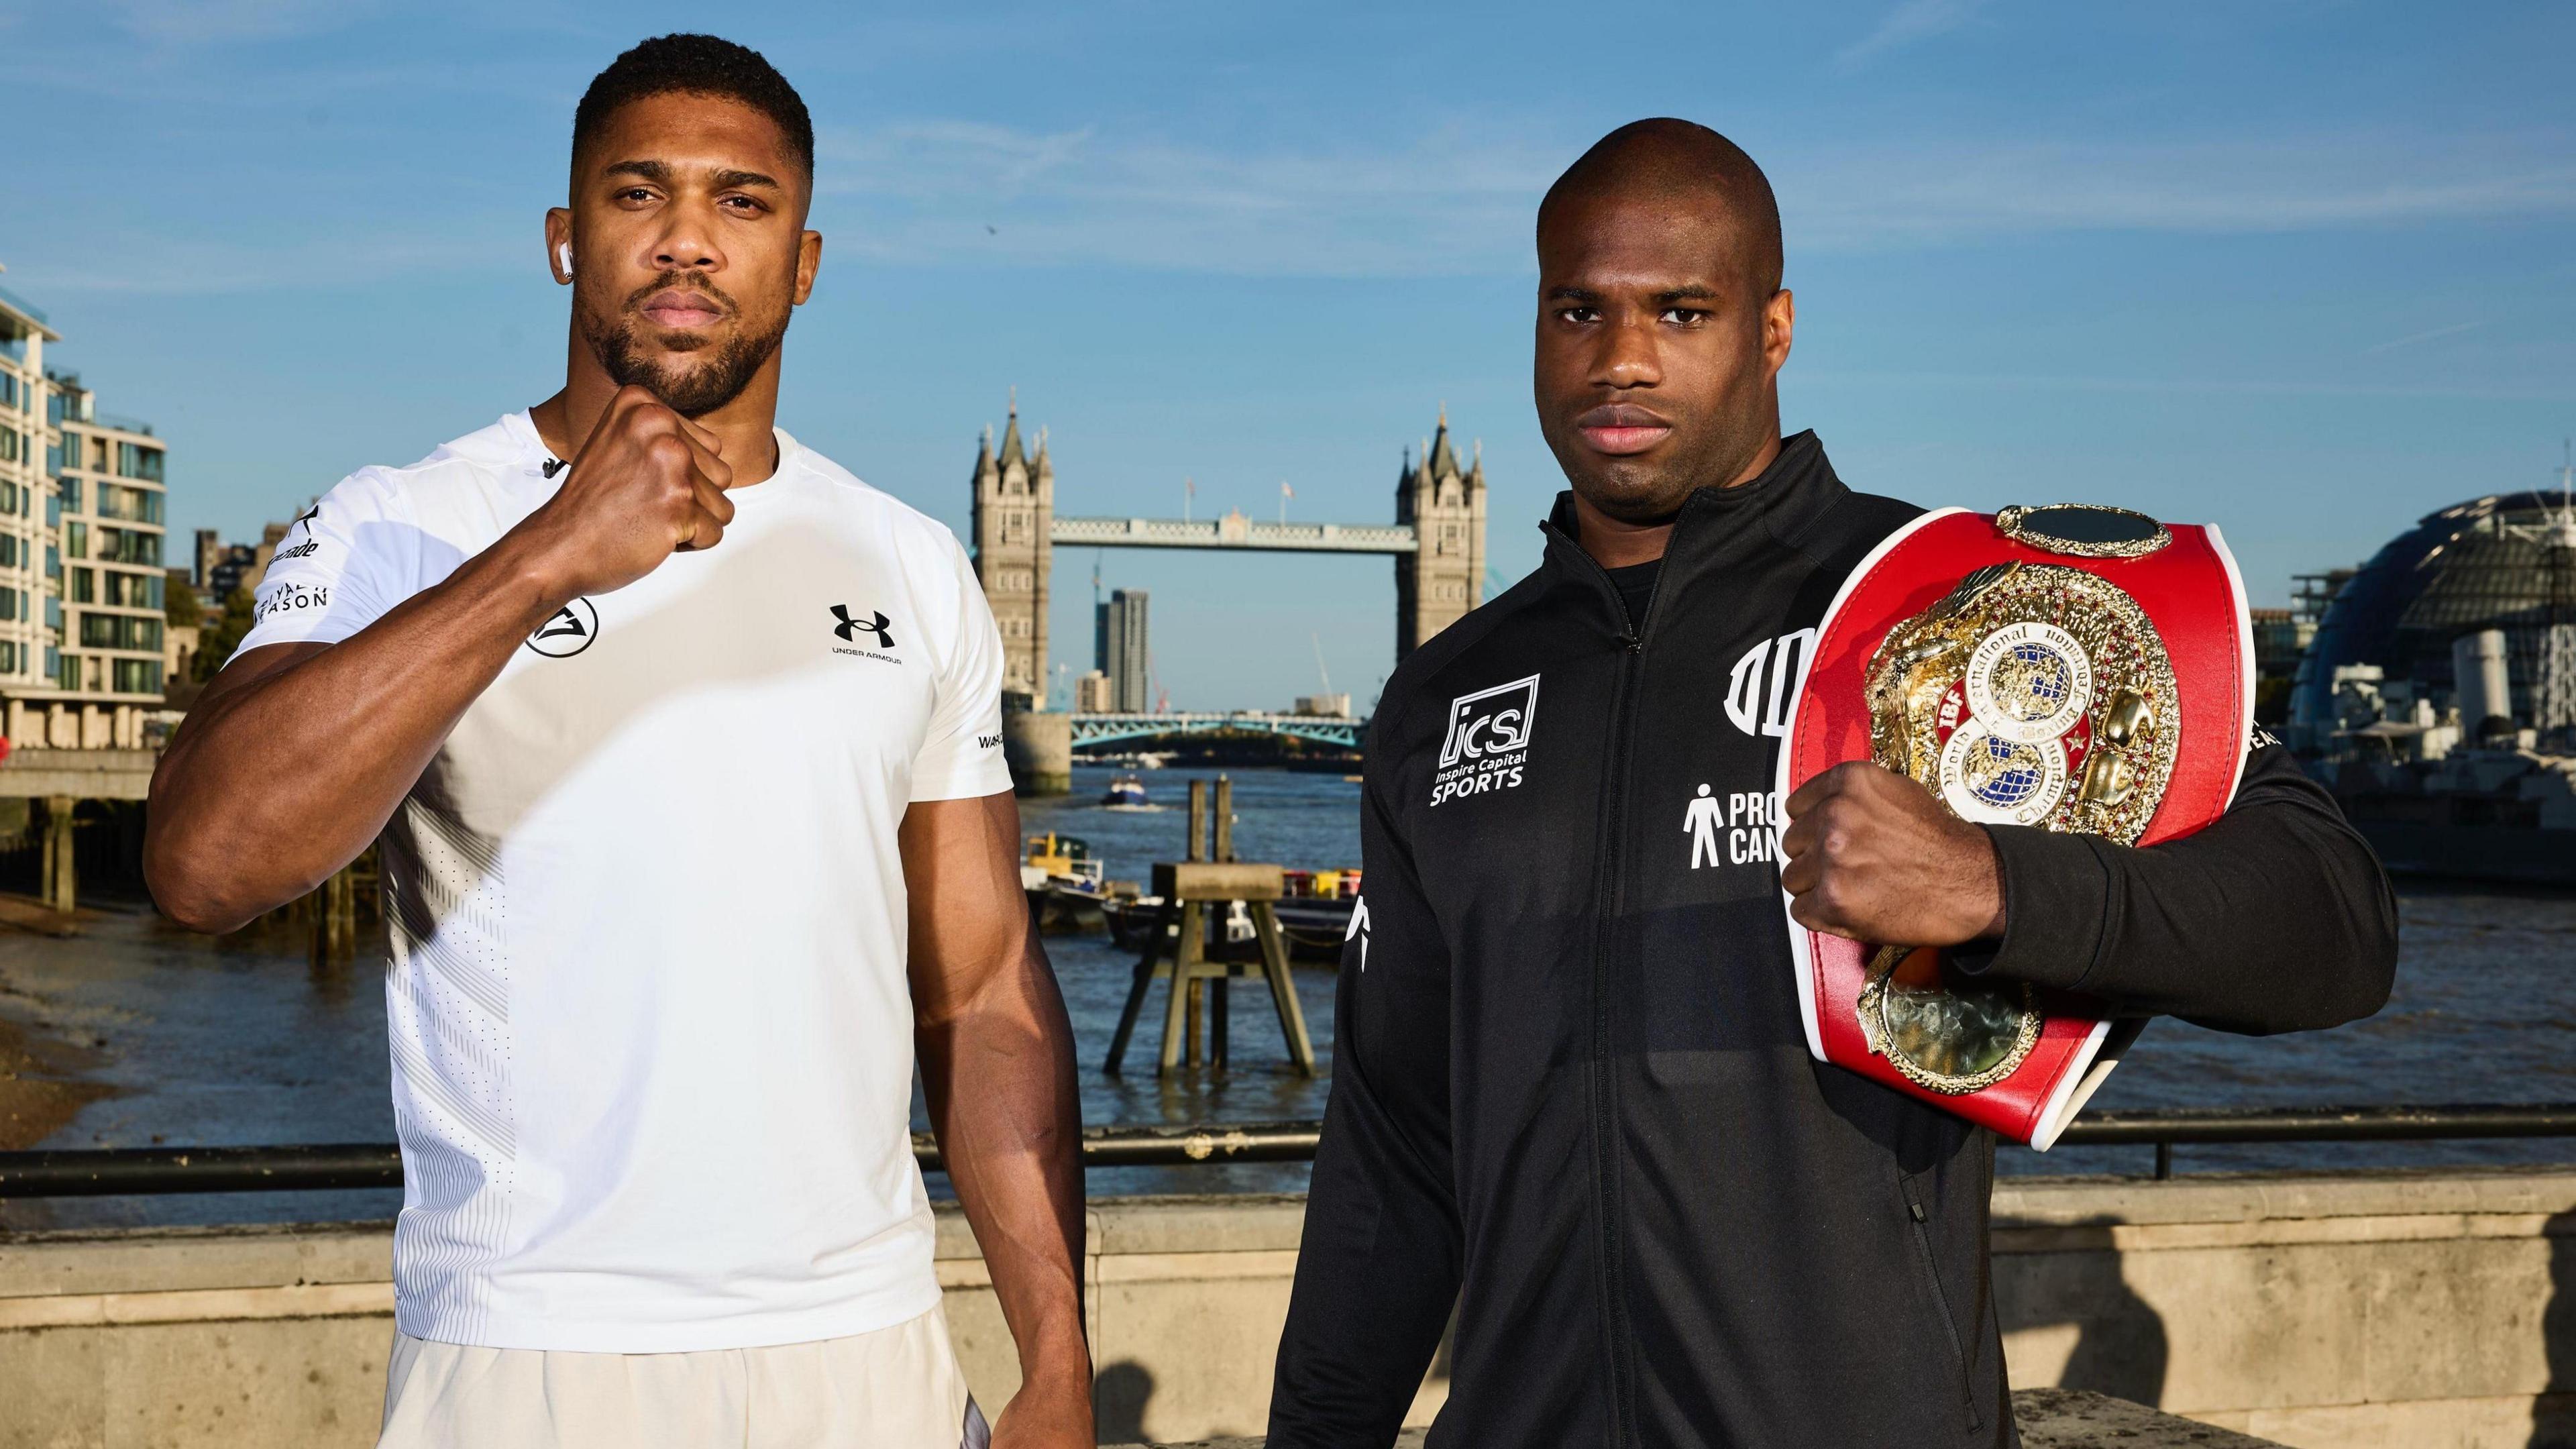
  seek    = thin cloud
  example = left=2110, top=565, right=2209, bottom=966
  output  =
left=811, top=119, right=2576, bottom=277
left=1837, top=0, right=1992, bottom=69
left=818, top=120, right=1558, bottom=278
left=2363, top=319, right=2492, bottom=355
left=1780, top=133, right=2576, bottom=246
left=1800, top=366, right=2567, bottom=405
left=30, top=117, right=2576, bottom=294
left=102, top=0, right=372, bottom=44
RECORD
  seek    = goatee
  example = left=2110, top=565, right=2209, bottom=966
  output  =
left=580, top=273, right=788, bottom=419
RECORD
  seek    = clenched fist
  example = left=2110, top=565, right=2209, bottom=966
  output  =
left=1779, top=761, right=2007, bottom=946
left=514, top=386, right=738, bottom=604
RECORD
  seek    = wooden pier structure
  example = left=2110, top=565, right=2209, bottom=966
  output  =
left=0, top=719, right=362, bottom=956
left=1104, top=777, right=1317, bottom=1076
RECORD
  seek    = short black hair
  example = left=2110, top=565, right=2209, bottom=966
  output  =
left=572, top=34, right=814, bottom=179
left=1540, top=119, right=1784, bottom=294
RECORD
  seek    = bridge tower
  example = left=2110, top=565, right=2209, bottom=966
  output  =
left=971, top=397, right=1054, bottom=702
left=1393, top=409, right=1487, bottom=658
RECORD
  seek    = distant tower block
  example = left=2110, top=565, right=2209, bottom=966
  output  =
left=1394, top=408, right=1488, bottom=659
left=971, top=395, right=1054, bottom=702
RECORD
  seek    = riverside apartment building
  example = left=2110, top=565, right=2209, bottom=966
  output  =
left=0, top=276, right=172, bottom=704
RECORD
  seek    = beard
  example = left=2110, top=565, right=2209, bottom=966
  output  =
left=580, top=271, right=790, bottom=419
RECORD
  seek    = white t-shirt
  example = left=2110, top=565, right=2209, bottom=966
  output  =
left=239, top=413, right=1012, bottom=1352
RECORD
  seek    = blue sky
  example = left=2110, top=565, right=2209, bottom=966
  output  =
left=3, top=1, right=2571, bottom=711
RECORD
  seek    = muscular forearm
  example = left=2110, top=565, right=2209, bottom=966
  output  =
left=1963, top=752, right=2399, bottom=1032
left=918, top=941, right=1090, bottom=1392
left=144, top=535, right=564, bottom=930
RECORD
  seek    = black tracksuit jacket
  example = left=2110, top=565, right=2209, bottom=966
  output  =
left=1267, top=432, right=2399, bottom=1449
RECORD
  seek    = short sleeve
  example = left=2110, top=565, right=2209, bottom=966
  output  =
left=233, top=470, right=421, bottom=656
left=908, top=536, right=1013, bottom=804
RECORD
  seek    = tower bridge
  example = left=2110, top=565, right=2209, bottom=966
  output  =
left=968, top=399, right=1488, bottom=708
left=1068, top=711, right=1364, bottom=750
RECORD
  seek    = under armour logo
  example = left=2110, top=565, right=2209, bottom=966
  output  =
left=831, top=605, right=894, bottom=649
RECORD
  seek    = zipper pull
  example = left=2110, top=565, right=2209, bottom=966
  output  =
left=1624, top=635, right=1644, bottom=654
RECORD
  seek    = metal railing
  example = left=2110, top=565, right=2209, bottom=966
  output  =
left=4, top=1106, right=2573, bottom=1198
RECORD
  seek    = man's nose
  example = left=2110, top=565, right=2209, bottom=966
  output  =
left=1594, top=313, right=1662, bottom=389
left=651, top=210, right=722, bottom=273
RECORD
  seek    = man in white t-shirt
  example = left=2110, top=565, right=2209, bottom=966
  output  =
left=145, top=34, right=1091, bottom=1449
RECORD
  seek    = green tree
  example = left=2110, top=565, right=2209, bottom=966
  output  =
left=194, top=588, right=257, bottom=682
left=165, top=578, right=203, bottom=631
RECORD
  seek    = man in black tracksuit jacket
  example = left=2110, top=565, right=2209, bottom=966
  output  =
left=1268, top=122, right=2397, bottom=1449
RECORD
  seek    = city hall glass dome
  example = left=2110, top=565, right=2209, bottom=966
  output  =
left=2292, top=491, right=2576, bottom=735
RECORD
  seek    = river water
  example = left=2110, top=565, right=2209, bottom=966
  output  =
left=2, top=762, right=2569, bottom=1229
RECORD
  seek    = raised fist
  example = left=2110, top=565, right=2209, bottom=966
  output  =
left=514, top=386, right=737, bottom=604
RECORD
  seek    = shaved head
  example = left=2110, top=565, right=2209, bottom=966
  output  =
left=1532, top=119, right=1797, bottom=549
left=1539, top=119, right=1782, bottom=294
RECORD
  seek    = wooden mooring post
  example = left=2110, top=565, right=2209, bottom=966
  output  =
left=40, top=796, right=74, bottom=916
left=309, top=864, right=358, bottom=967
left=1104, top=777, right=1315, bottom=1077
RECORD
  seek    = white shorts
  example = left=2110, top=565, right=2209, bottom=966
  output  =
left=376, top=1305, right=987, bottom=1449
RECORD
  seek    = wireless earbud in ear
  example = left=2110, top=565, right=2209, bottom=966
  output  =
left=557, top=242, right=574, bottom=278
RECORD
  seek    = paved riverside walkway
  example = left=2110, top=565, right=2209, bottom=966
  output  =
left=1114, top=1389, right=2282, bottom=1446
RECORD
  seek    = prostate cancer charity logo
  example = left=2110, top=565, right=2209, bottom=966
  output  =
left=1432, top=674, right=1540, bottom=806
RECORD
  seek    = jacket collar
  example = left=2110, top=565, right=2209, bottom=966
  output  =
left=1539, top=430, right=1850, bottom=636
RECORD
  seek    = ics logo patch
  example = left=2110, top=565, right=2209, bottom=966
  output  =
left=1431, top=674, right=1539, bottom=807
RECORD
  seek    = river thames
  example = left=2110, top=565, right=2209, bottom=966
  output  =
left=1, top=762, right=2567, bottom=1229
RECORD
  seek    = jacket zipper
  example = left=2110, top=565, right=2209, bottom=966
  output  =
left=1898, top=1173, right=1983, bottom=1431
left=1564, top=532, right=1648, bottom=1448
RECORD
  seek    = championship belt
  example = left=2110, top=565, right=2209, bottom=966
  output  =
left=1776, top=504, right=2254, bottom=1148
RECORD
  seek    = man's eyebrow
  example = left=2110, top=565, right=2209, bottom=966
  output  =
left=1653, top=285, right=1723, bottom=304
left=598, top=161, right=779, bottom=192
left=1545, top=285, right=1601, bottom=303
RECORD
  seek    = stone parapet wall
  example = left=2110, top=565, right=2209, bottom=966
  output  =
left=3, top=1170, right=2573, bottom=1447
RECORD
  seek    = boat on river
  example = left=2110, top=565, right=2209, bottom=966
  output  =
left=1022, top=833, right=1111, bottom=932
left=1102, top=773, right=1152, bottom=810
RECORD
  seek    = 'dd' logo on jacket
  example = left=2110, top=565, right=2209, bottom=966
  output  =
left=1725, top=629, right=1815, bottom=737
left=1431, top=674, right=1539, bottom=807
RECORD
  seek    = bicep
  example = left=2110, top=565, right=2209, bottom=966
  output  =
left=205, top=641, right=331, bottom=695
left=899, top=789, right=1030, bottom=1023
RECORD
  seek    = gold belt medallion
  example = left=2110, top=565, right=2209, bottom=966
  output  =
left=1852, top=557, right=2182, bottom=1094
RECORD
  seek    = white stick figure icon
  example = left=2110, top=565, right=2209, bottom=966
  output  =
left=1686, top=784, right=1724, bottom=869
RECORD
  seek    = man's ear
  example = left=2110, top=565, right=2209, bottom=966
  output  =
left=1764, top=288, right=1796, bottom=374
left=793, top=230, right=823, bottom=306
left=544, top=208, right=574, bottom=285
